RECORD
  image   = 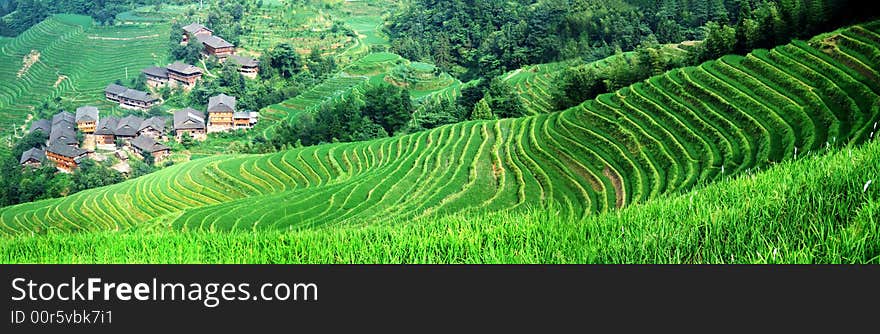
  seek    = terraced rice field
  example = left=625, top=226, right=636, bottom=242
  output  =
left=238, top=0, right=354, bottom=54
left=2, top=23, right=879, bottom=234
left=0, top=14, right=169, bottom=155
left=502, top=62, right=572, bottom=115
left=502, top=45, right=688, bottom=115
left=387, top=61, right=457, bottom=94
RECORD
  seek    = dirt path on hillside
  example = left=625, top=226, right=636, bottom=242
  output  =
left=604, top=166, right=625, bottom=208
left=87, top=34, right=160, bottom=41
left=17, top=50, right=40, bottom=78
left=53, top=75, right=69, bottom=88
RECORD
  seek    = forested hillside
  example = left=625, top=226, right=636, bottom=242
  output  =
left=388, top=0, right=870, bottom=79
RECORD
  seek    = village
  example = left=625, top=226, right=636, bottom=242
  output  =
left=18, top=22, right=261, bottom=173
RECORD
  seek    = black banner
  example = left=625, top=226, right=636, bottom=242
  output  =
left=2, top=265, right=878, bottom=332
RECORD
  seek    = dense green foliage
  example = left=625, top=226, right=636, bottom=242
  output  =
left=0, top=139, right=134, bottom=208
left=0, top=0, right=152, bottom=35
left=387, top=0, right=870, bottom=80
left=2, top=137, right=877, bottom=263
left=2, top=22, right=879, bottom=236
left=272, top=83, right=413, bottom=147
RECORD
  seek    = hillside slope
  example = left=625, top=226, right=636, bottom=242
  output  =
left=0, top=14, right=169, bottom=155
left=2, top=22, right=880, bottom=234
left=3, top=138, right=877, bottom=263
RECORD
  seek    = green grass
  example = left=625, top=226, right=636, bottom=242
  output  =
left=1, top=22, right=879, bottom=265
left=1, top=137, right=877, bottom=264
left=0, top=14, right=170, bottom=155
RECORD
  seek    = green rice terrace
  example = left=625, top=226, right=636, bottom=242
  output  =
left=3, top=22, right=880, bottom=236
left=258, top=51, right=462, bottom=137
left=3, top=136, right=877, bottom=263
left=0, top=14, right=169, bottom=156
left=502, top=43, right=689, bottom=115
left=237, top=0, right=374, bottom=56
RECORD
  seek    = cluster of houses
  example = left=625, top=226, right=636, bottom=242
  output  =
left=99, top=22, right=260, bottom=113
left=180, top=23, right=260, bottom=78
left=18, top=22, right=262, bottom=173
left=19, top=93, right=257, bottom=172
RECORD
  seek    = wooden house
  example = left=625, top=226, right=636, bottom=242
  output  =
left=229, top=55, right=260, bottom=79
left=142, top=66, right=169, bottom=88
left=167, top=62, right=203, bottom=89
left=75, top=106, right=99, bottom=133
left=115, top=115, right=145, bottom=143
left=131, top=135, right=171, bottom=163
left=19, top=148, right=45, bottom=168
left=105, top=84, right=159, bottom=111
left=181, top=23, right=213, bottom=45
left=46, top=143, right=90, bottom=172
left=49, top=112, right=77, bottom=147
left=29, top=119, right=51, bottom=135
left=94, top=116, right=119, bottom=150
left=207, top=94, right=236, bottom=133
left=173, top=108, right=207, bottom=141
left=198, top=35, right=235, bottom=59
left=138, top=116, right=169, bottom=141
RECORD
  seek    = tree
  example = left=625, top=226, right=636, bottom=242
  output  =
left=458, top=79, right=490, bottom=116
left=131, top=73, right=148, bottom=91
left=695, top=21, right=736, bottom=62
left=554, top=66, right=602, bottom=110
left=471, top=99, right=494, bottom=120
left=266, top=43, right=302, bottom=79
left=172, top=40, right=204, bottom=65
left=413, top=99, right=465, bottom=130
left=484, top=78, right=525, bottom=119
left=179, top=132, right=195, bottom=149
left=218, top=61, right=246, bottom=97
left=361, top=84, right=414, bottom=136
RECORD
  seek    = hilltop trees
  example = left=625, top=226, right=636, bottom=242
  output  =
left=263, top=43, right=303, bottom=79
left=361, top=84, right=413, bottom=136
left=272, top=83, right=414, bottom=148
left=389, top=0, right=871, bottom=81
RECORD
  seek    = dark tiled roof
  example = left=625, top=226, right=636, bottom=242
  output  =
left=75, top=106, right=99, bottom=123
left=47, top=142, right=89, bottom=159
left=106, top=84, right=156, bottom=103
left=167, top=62, right=202, bottom=75
left=49, top=128, right=77, bottom=146
left=116, top=115, right=145, bottom=137
left=105, top=84, right=128, bottom=95
left=52, top=111, right=75, bottom=126
left=183, top=23, right=211, bottom=34
left=200, top=35, right=234, bottom=49
left=131, top=135, right=170, bottom=154
left=94, top=116, right=119, bottom=136
left=229, top=55, right=259, bottom=67
left=29, top=119, right=51, bottom=134
left=208, top=94, right=236, bottom=113
left=173, top=108, right=206, bottom=130
left=49, top=112, right=77, bottom=146
left=139, top=116, right=169, bottom=134
left=142, top=66, right=169, bottom=78
left=20, top=148, right=45, bottom=164
left=119, top=89, right=157, bottom=103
